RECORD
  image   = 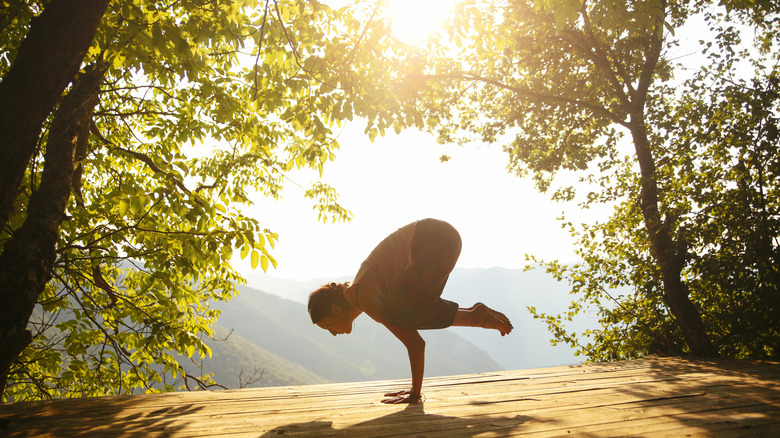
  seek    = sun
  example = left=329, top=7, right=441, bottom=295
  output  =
left=386, top=0, right=457, bottom=44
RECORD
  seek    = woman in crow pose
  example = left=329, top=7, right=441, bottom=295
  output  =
left=308, top=218, right=513, bottom=404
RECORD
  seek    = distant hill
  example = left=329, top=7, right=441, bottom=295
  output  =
left=194, top=324, right=330, bottom=388
left=208, top=285, right=502, bottom=388
left=40, top=268, right=586, bottom=391
left=243, top=267, right=596, bottom=371
left=443, top=267, right=594, bottom=369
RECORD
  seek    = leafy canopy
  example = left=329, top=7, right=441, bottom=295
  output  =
left=1, top=0, right=410, bottom=401
left=391, top=0, right=779, bottom=360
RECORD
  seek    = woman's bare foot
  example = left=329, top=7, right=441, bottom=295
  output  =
left=473, top=303, right=513, bottom=335
left=452, top=303, right=514, bottom=335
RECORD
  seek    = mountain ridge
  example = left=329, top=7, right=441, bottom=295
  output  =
left=187, top=267, right=591, bottom=389
left=194, top=283, right=502, bottom=389
left=241, top=266, right=591, bottom=370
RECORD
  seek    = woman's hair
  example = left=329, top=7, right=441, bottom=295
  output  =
left=308, top=282, right=350, bottom=324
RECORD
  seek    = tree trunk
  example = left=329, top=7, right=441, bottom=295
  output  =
left=630, top=118, right=717, bottom=357
left=0, top=66, right=104, bottom=399
left=0, top=0, right=109, bottom=231
left=620, top=0, right=716, bottom=357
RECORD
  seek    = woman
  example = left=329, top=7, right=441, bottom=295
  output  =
left=308, top=218, right=513, bottom=404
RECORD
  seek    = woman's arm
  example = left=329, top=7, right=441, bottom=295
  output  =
left=349, top=285, right=424, bottom=402
left=383, top=325, right=425, bottom=403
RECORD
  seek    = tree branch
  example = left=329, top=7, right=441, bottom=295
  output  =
left=252, top=0, right=271, bottom=101
left=90, top=121, right=200, bottom=203
left=574, top=1, right=634, bottom=105
left=430, top=71, right=630, bottom=128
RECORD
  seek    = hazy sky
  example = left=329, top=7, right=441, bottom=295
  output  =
left=233, top=0, right=615, bottom=281
left=234, top=125, right=587, bottom=280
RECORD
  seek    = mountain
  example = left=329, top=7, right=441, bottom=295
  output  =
left=243, top=267, right=597, bottom=371
left=208, top=285, right=502, bottom=387
left=196, top=324, right=330, bottom=388
left=37, top=268, right=586, bottom=391
left=444, top=267, right=593, bottom=369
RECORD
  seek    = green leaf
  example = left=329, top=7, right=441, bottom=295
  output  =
left=118, top=199, right=129, bottom=216
left=250, top=250, right=260, bottom=270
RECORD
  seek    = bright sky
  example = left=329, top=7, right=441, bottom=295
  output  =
left=384, top=0, right=455, bottom=43
left=234, top=126, right=584, bottom=281
left=233, top=0, right=587, bottom=281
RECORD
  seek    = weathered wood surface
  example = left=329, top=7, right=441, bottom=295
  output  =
left=1, top=357, right=778, bottom=437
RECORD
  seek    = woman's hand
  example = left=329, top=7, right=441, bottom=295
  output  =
left=381, top=390, right=422, bottom=404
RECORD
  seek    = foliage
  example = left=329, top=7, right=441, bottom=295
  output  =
left=400, top=0, right=779, bottom=360
left=0, top=0, right=407, bottom=401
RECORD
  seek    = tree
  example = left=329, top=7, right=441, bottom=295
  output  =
left=0, top=0, right=111, bottom=400
left=0, top=0, right=404, bottom=401
left=0, top=0, right=110, bottom=229
left=397, top=0, right=778, bottom=359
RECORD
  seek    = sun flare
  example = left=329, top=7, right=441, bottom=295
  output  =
left=386, top=0, right=457, bottom=44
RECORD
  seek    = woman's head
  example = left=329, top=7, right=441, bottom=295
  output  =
left=308, top=282, right=354, bottom=335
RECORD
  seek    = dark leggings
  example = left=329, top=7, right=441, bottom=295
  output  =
left=388, top=219, right=462, bottom=329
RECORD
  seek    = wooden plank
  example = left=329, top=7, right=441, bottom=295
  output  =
left=0, top=357, right=778, bottom=437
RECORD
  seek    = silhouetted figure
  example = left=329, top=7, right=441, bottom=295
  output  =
left=308, top=219, right=513, bottom=404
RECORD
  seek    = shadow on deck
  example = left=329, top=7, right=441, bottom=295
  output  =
left=0, top=357, right=778, bottom=437
left=260, top=403, right=533, bottom=437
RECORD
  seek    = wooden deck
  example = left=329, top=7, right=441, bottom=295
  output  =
left=1, top=357, right=778, bottom=437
